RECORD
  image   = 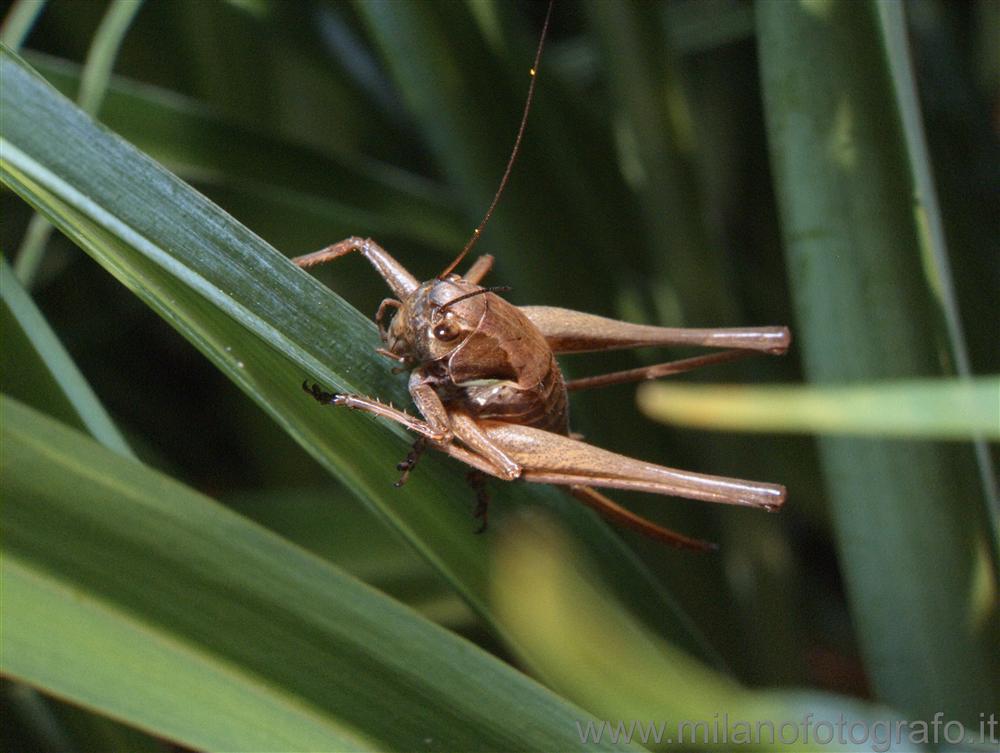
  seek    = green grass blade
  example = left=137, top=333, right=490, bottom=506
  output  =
left=878, top=0, right=1000, bottom=561
left=585, top=0, right=735, bottom=325
left=492, top=514, right=908, bottom=752
left=757, top=0, right=998, bottom=724
left=0, top=45, right=717, bottom=666
left=352, top=1, right=610, bottom=304
left=25, top=51, right=467, bottom=253
left=74, top=0, right=143, bottom=115
left=5, top=558, right=373, bottom=753
left=637, top=377, right=1000, bottom=440
left=1, top=395, right=633, bottom=752
left=4, top=686, right=167, bottom=753
left=0, top=256, right=134, bottom=457
left=0, top=0, right=46, bottom=49
left=14, top=0, right=141, bottom=287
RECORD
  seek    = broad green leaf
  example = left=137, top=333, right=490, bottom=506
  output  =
left=1, top=395, right=635, bottom=752
left=0, top=46, right=719, bottom=669
left=226, top=486, right=476, bottom=629
left=757, top=0, right=998, bottom=724
left=637, top=377, right=1000, bottom=440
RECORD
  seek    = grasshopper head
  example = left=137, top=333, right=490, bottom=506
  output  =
left=383, top=277, right=487, bottom=366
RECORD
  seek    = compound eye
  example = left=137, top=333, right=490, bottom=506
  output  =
left=432, top=320, right=462, bottom=342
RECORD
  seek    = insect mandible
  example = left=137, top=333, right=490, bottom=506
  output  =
left=294, top=2, right=789, bottom=550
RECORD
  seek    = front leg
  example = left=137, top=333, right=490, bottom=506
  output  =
left=303, top=381, right=447, bottom=443
left=303, top=376, right=518, bottom=482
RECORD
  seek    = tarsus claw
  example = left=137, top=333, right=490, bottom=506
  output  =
left=302, top=380, right=340, bottom=405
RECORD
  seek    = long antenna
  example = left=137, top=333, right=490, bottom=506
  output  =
left=438, top=0, right=555, bottom=279
left=438, top=286, right=512, bottom=312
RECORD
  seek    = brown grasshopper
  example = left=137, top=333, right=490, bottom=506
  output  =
left=294, top=3, right=789, bottom=550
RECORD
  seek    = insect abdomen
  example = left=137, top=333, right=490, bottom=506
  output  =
left=446, top=295, right=569, bottom=434
left=460, top=352, right=568, bottom=434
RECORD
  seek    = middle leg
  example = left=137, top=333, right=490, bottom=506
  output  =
left=466, top=470, right=491, bottom=533
left=394, top=437, right=428, bottom=487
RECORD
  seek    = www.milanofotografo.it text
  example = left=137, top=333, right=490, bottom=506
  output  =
left=575, top=712, right=998, bottom=751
